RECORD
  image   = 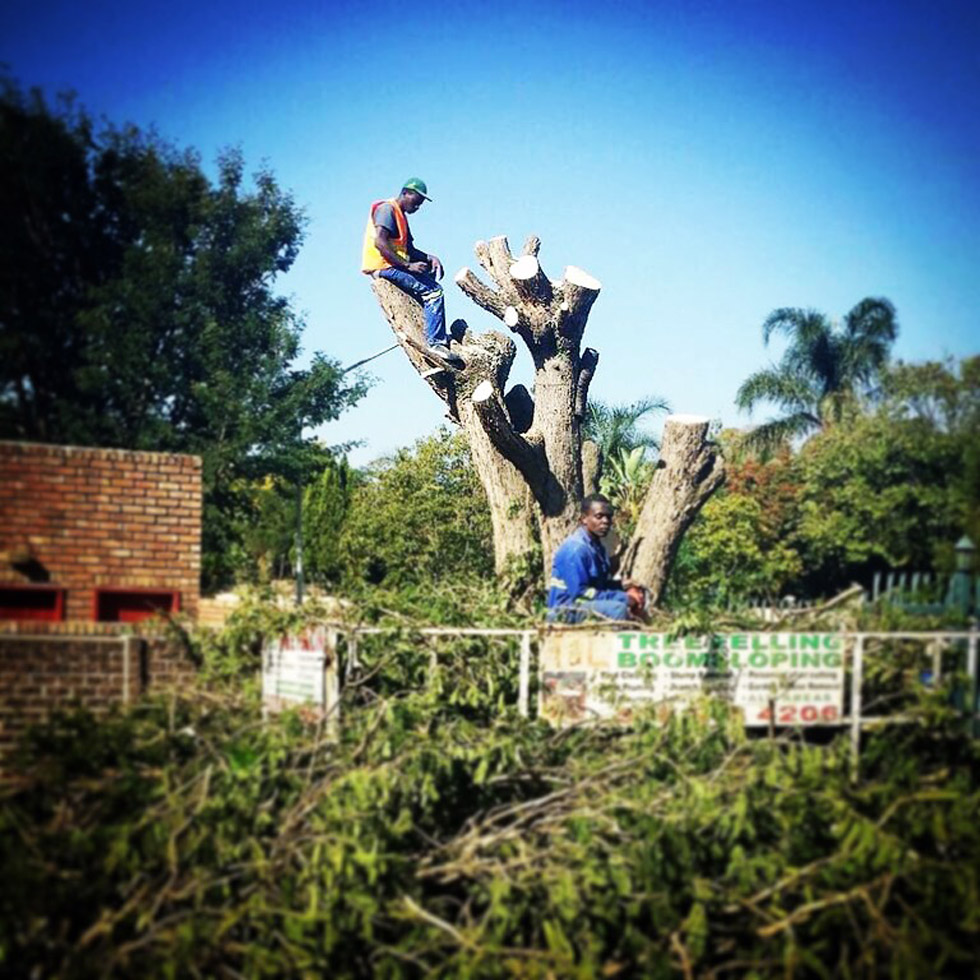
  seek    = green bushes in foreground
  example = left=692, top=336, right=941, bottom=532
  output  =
left=2, top=631, right=979, bottom=979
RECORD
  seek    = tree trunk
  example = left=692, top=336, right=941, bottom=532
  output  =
left=619, top=414, right=725, bottom=604
left=457, top=239, right=602, bottom=578
left=369, top=235, right=724, bottom=600
left=458, top=399, right=537, bottom=576
left=370, top=276, right=538, bottom=573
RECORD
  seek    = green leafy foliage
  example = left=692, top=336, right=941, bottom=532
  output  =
left=672, top=450, right=804, bottom=605
left=794, top=410, right=961, bottom=581
left=677, top=356, right=979, bottom=606
left=583, top=396, right=669, bottom=461
left=2, top=619, right=978, bottom=978
left=304, top=456, right=356, bottom=586
left=228, top=474, right=301, bottom=582
left=791, top=357, right=979, bottom=592
left=584, top=397, right=669, bottom=538
left=338, top=427, right=494, bottom=588
left=878, top=356, right=980, bottom=555
left=599, top=445, right=655, bottom=538
left=0, top=77, right=367, bottom=588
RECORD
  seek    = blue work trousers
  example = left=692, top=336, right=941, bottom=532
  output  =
left=546, top=596, right=631, bottom=624
left=378, top=268, right=447, bottom=346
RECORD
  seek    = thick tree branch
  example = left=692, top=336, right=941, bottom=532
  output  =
left=471, top=381, right=545, bottom=497
left=582, top=440, right=602, bottom=497
left=454, top=267, right=505, bottom=319
left=509, top=254, right=553, bottom=305
left=455, top=330, right=517, bottom=396
left=621, top=414, right=725, bottom=604
left=371, top=278, right=458, bottom=415
left=558, top=265, right=601, bottom=340
left=522, top=235, right=541, bottom=257
left=474, top=237, right=516, bottom=291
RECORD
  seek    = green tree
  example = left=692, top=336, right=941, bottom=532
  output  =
left=583, top=396, right=670, bottom=535
left=735, top=298, right=897, bottom=451
left=671, top=357, right=977, bottom=607
left=670, top=450, right=804, bottom=606
left=229, top=475, right=297, bottom=583
left=879, top=356, right=980, bottom=553
left=793, top=356, right=979, bottom=588
left=0, top=78, right=367, bottom=587
left=340, top=429, right=493, bottom=587
left=303, top=456, right=355, bottom=586
left=583, top=396, right=669, bottom=461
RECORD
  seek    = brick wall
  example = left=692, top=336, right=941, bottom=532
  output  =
left=0, top=442, right=201, bottom=623
left=0, top=633, right=196, bottom=761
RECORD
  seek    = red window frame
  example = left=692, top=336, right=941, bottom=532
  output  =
left=0, top=584, right=67, bottom=622
left=93, top=587, right=181, bottom=623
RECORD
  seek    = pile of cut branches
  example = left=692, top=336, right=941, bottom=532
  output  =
left=2, top=621, right=978, bottom=978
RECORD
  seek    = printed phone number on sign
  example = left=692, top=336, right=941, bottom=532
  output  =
left=753, top=704, right=840, bottom=725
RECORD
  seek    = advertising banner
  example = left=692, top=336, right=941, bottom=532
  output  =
left=262, top=627, right=337, bottom=723
left=540, top=631, right=845, bottom=727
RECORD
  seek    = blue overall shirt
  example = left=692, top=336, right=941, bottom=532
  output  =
left=547, top=527, right=629, bottom=620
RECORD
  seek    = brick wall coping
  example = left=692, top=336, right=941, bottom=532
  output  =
left=0, top=440, right=201, bottom=467
left=0, top=633, right=131, bottom=644
left=0, top=621, right=173, bottom=638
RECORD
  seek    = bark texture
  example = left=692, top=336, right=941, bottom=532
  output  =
left=619, top=415, right=725, bottom=604
left=369, top=237, right=724, bottom=600
left=455, top=238, right=600, bottom=575
left=370, top=276, right=536, bottom=574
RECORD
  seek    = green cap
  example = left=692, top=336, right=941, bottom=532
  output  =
left=402, top=177, right=432, bottom=201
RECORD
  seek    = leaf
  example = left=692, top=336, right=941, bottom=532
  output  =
left=682, top=901, right=708, bottom=961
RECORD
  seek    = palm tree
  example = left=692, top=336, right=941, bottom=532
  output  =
left=736, top=297, right=897, bottom=451
left=583, top=396, right=670, bottom=462
left=583, top=396, right=670, bottom=535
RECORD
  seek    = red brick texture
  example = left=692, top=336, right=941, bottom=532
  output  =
left=0, top=634, right=196, bottom=761
left=0, top=442, right=201, bottom=623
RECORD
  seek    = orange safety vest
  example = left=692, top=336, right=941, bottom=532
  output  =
left=361, top=198, right=410, bottom=273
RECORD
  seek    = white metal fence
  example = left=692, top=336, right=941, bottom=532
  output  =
left=333, top=627, right=979, bottom=747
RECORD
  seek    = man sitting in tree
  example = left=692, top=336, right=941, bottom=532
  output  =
left=361, top=178, right=462, bottom=367
left=547, top=495, right=646, bottom=623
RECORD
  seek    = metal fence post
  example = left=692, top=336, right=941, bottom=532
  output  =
left=968, top=627, right=979, bottom=737
left=344, top=631, right=359, bottom=683
left=850, top=634, right=864, bottom=777
left=518, top=632, right=532, bottom=718
left=324, top=627, right=340, bottom=741
left=121, top=636, right=132, bottom=705
left=428, top=642, right=439, bottom=686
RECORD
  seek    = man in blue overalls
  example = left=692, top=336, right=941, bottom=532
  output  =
left=547, top=495, right=634, bottom=623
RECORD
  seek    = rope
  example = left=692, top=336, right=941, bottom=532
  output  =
left=342, top=343, right=399, bottom=374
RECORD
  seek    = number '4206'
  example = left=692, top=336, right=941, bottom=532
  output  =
left=756, top=704, right=840, bottom=723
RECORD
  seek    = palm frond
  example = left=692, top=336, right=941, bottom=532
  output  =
left=830, top=299, right=896, bottom=391
left=751, top=297, right=898, bottom=429
left=735, top=366, right=819, bottom=415
left=762, top=307, right=828, bottom=347
left=584, top=395, right=670, bottom=459
left=844, top=297, right=898, bottom=343
left=739, top=411, right=821, bottom=454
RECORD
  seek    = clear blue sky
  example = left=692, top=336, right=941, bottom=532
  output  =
left=3, top=0, right=978, bottom=465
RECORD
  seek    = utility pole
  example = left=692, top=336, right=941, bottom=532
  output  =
left=294, top=420, right=306, bottom=606
left=295, top=480, right=305, bottom=605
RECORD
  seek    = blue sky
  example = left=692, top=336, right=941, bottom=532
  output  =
left=3, top=0, right=978, bottom=465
